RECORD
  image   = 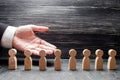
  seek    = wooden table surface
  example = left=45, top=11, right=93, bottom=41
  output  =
left=0, top=59, right=120, bottom=80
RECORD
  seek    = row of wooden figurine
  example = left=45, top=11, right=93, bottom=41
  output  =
left=8, top=48, right=117, bottom=71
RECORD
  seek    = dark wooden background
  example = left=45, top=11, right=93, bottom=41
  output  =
left=0, top=0, right=120, bottom=59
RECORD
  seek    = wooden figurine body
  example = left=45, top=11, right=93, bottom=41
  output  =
left=39, top=50, right=46, bottom=71
left=8, top=49, right=17, bottom=70
left=82, top=49, right=91, bottom=70
left=24, top=50, right=32, bottom=70
left=107, top=49, right=116, bottom=70
left=54, top=49, right=62, bottom=71
left=68, top=49, right=77, bottom=71
left=95, top=49, right=103, bottom=70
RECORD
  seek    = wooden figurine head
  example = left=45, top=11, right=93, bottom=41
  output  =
left=39, top=50, right=46, bottom=57
left=95, top=49, right=103, bottom=57
left=108, top=49, right=116, bottom=57
left=54, top=49, right=61, bottom=57
left=83, top=49, right=91, bottom=57
left=24, top=49, right=32, bottom=57
left=69, top=49, right=77, bottom=57
left=8, top=49, right=17, bottom=56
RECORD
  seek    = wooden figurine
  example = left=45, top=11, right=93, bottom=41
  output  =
left=39, top=50, right=46, bottom=71
left=95, top=49, right=103, bottom=70
left=82, top=49, right=91, bottom=70
left=54, top=49, right=62, bottom=71
left=24, top=49, right=32, bottom=70
left=68, top=49, right=77, bottom=71
left=107, top=49, right=117, bottom=70
left=8, top=48, right=17, bottom=70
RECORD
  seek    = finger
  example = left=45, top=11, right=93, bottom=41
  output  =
left=30, top=49, right=40, bottom=56
left=36, top=48, right=54, bottom=55
left=45, top=50, right=54, bottom=54
left=41, top=40, right=57, bottom=48
left=25, top=46, right=35, bottom=50
left=39, top=45, right=56, bottom=51
left=31, top=25, right=49, bottom=32
left=25, top=45, right=41, bottom=56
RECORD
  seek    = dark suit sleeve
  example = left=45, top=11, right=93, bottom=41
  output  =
left=0, top=23, right=8, bottom=44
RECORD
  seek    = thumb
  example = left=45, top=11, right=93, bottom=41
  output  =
left=31, top=25, right=49, bottom=32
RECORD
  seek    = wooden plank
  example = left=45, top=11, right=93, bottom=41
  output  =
left=0, top=0, right=120, bottom=59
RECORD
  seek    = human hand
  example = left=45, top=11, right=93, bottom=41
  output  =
left=13, top=24, right=56, bottom=56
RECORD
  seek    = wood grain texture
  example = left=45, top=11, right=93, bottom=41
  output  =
left=82, top=49, right=91, bottom=70
left=68, top=49, right=77, bottom=71
left=95, top=49, right=103, bottom=70
left=24, top=50, right=32, bottom=70
left=0, top=0, right=120, bottom=59
left=8, top=49, right=17, bottom=70
left=39, top=50, right=47, bottom=71
left=107, top=49, right=117, bottom=70
left=54, top=49, right=62, bottom=71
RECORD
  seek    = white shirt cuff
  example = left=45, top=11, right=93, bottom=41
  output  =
left=1, top=26, right=17, bottom=48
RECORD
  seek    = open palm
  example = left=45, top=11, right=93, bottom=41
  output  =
left=13, top=25, right=56, bottom=56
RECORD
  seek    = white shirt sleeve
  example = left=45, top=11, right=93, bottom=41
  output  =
left=1, top=26, right=17, bottom=48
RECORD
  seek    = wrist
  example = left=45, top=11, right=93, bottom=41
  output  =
left=1, top=26, right=17, bottom=48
